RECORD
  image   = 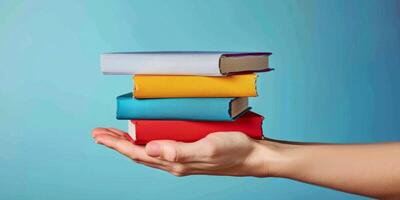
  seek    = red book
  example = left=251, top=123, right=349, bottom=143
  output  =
left=125, top=111, right=264, bottom=145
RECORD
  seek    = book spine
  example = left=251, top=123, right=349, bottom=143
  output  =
left=116, top=93, right=233, bottom=121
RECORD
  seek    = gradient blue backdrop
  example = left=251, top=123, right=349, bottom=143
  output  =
left=1, top=0, right=399, bottom=199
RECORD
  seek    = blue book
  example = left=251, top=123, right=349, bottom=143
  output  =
left=116, top=93, right=250, bottom=121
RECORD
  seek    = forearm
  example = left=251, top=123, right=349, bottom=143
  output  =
left=93, top=128, right=400, bottom=198
left=260, top=140, right=400, bottom=199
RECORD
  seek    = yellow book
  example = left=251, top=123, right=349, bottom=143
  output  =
left=133, top=74, right=257, bottom=98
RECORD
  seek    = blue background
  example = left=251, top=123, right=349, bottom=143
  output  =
left=1, top=0, right=399, bottom=199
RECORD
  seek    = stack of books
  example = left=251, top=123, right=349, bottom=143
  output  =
left=101, top=52, right=272, bottom=144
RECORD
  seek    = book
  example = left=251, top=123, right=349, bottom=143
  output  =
left=116, top=93, right=250, bottom=121
left=133, top=73, right=257, bottom=98
left=125, top=111, right=264, bottom=144
left=101, top=51, right=272, bottom=76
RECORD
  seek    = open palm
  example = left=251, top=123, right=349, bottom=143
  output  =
left=92, top=128, right=269, bottom=177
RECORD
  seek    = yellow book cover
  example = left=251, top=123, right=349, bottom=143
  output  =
left=133, top=74, right=257, bottom=98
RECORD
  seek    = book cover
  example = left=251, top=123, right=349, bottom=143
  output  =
left=116, top=93, right=250, bottom=121
left=101, top=51, right=271, bottom=76
left=126, top=111, right=264, bottom=144
left=133, top=74, right=257, bottom=98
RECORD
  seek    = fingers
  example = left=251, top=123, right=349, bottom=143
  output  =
left=136, top=161, right=195, bottom=177
left=135, top=161, right=170, bottom=172
left=144, top=132, right=245, bottom=163
left=92, top=127, right=125, bottom=139
left=91, top=127, right=244, bottom=177
left=93, top=133, right=168, bottom=166
left=145, top=140, right=211, bottom=163
left=105, top=128, right=126, bottom=136
left=135, top=160, right=236, bottom=177
left=92, top=128, right=257, bottom=177
left=92, top=128, right=232, bottom=176
left=94, top=133, right=137, bottom=157
left=93, top=128, right=220, bottom=163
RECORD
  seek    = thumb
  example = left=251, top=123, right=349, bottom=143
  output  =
left=145, top=140, right=203, bottom=163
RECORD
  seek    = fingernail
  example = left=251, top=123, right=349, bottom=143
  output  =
left=146, top=143, right=161, bottom=157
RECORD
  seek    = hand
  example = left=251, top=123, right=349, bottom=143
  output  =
left=92, top=128, right=400, bottom=198
left=91, top=128, right=272, bottom=177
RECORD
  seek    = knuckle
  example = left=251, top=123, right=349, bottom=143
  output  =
left=170, top=148, right=179, bottom=162
left=127, top=151, right=139, bottom=160
left=208, top=146, right=218, bottom=157
left=121, top=146, right=138, bottom=160
left=171, top=164, right=187, bottom=175
left=203, top=141, right=218, bottom=158
left=129, top=155, right=139, bottom=161
left=170, top=171, right=184, bottom=177
left=174, top=148, right=187, bottom=163
left=162, top=145, right=179, bottom=162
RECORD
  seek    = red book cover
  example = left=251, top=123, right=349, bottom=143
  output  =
left=125, top=111, right=264, bottom=145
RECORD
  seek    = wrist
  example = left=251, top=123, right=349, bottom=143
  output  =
left=255, top=139, right=298, bottom=178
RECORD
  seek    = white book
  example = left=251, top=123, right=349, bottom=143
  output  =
left=101, top=51, right=271, bottom=76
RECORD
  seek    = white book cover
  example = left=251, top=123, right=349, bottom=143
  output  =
left=100, top=51, right=270, bottom=76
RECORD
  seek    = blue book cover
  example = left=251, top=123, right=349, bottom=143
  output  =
left=116, top=93, right=250, bottom=121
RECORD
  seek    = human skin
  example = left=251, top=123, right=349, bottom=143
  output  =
left=92, top=128, right=400, bottom=199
